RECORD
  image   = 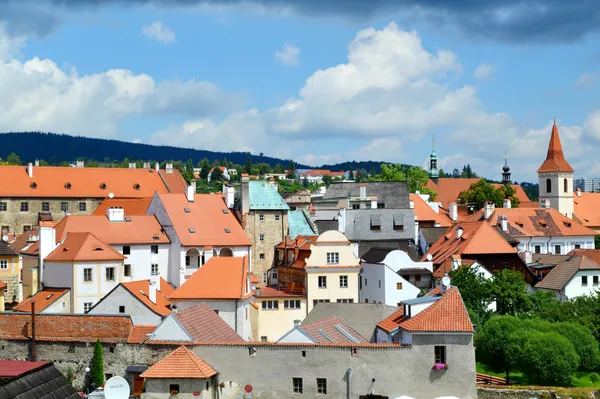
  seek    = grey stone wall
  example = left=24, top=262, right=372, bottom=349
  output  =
left=0, top=336, right=476, bottom=399
left=477, top=387, right=555, bottom=399
left=246, top=210, right=288, bottom=278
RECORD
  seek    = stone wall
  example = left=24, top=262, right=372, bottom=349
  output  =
left=477, top=387, right=555, bottom=399
left=0, top=336, right=476, bottom=399
left=246, top=210, right=288, bottom=279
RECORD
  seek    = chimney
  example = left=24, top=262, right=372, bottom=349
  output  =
left=106, top=207, right=125, bottom=222
left=166, top=162, right=174, bottom=174
left=449, top=203, right=458, bottom=222
left=294, top=320, right=301, bottom=327
left=576, top=188, right=582, bottom=197
left=128, top=162, right=136, bottom=169
left=39, top=222, right=57, bottom=290
left=338, top=207, right=346, bottom=234
left=359, top=183, right=367, bottom=200
left=149, top=276, right=158, bottom=304
left=269, top=177, right=278, bottom=192
left=456, top=227, right=463, bottom=239
left=484, top=201, right=495, bottom=220
left=500, top=215, right=508, bottom=232
left=34, top=159, right=39, bottom=167
left=255, top=287, right=261, bottom=297
left=503, top=198, right=511, bottom=209
left=223, top=183, right=235, bottom=209
left=155, top=162, right=159, bottom=172
left=27, top=162, right=33, bottom=178
left=143, top=162, right=150, bottom=169
left=186, top=181, right=196, bottom=202
left=519, top=251, right=533, bottom=265
left=76, top=160, right=84, bottom=168
left=540, top=198, right=550, bottom=209
left=241, top=175, right=250, bottom=215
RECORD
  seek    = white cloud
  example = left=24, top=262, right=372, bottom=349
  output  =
left=0, top=23, right=25, bottom=61
left=575, top=73, right=599, bottom=87
left=473, top=63, right=493, bottom=80
left=584, top=110, right=600, bottom=141
left=142, top=21, right=176, bottom=44
left=274, top=43, right=300, bottom=66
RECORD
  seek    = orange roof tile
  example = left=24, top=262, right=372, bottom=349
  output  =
left=426, top=178, right=530, bottom=209
left=53, top=215, right=169, bottom=245
left=92, top=198, right=152, bottom=216
left=574, top=192, right=600, bottom=227
left=377, top=308, right=404, bottom=332
left=140, top=346, right=217, bottom=379
left=0, top=166, right=181, bottom=198
left=172, top=303, right=243, bottom=342
left=568, top=249, right=600, bottom=264
left=159, top=170, right=189, bottom=194
left=14, top=288, right=70, bottom=313
left=8, top=229, right=39, bottom=253
left=121, top=278, right=173, bottom=317
left=170, top=256, right=250, bottom=300
left=156, top=193, right=251, bottom=247
left=487, top=208, right=596, bottom=237
left=45, top=232, right=126, bottom=262
left=537, top=122, right=574, bottom=173
left=410, top=194, right=452, bottom=227
left=0, top=313, right=133, bottom=342
left=127, top=325, right=156, bottom=344
left=256, top=286, right=304, bottom=298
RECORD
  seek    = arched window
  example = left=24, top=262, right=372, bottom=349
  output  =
left=220, top=248, right=233, bottom=257
left=564, top=178, right=568, bottom=193
left=546, top=178, right=552, bottom=194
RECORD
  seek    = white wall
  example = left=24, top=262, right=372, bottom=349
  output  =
left=564, top=269, right=600, bottom=299
left=74, top=260, right=122, bottom=313
left=150, top=314, right=192, bottom=341
left=360, top=263, right=387, bottom=304
left=88, top=285, right=163, bottom=325
left=521, top=236, right=595, bottom=254
left=42, top=291, right=70, bottom=314
left=277, top=328, right=314, bottom=343
left=113, top=244, right=169, bottom=282
left=43, top=262, right=73, bottom=290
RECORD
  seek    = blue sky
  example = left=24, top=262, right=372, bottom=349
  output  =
left=1, top=0, right=600, bottom=182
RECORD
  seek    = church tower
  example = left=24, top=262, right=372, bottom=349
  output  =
left=502, top=153, right=511, bottom=186
left=429, top=137, right=439, bottom=181
left=537, top=120, right=574, bottom=218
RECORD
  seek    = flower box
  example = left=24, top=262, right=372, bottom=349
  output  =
left=433, top=363, right=448, bottom=370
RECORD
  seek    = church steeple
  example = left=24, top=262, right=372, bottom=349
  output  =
left=537, top=119, right=574, bottom=173
left=502, top=152, right=511, bottom=186
left=429, top=136, right=439, bottom=179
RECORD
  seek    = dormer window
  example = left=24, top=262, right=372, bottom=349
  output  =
left=564, top=222, right=572, bottom=228
left=189, top=228, right=195, bottom=233
left=30, top=182, right=37, bottom=189
left=133, top=183, right=140, bottom=190
left=538, top=221, right=547, bottom=228
left=65, top=182, right=71, bottom=190
left=224, top=228, right=231, bottom=233
left=100, top=183, right=107, bottom=190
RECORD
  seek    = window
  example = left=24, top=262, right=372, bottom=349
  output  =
left=396, top=282, right=403, bottom=290
left=326, top=252, right=339, bottom=265
left=370, top=224, right=381, bottom=231
left=22, top=225, right=31, bottom=233
left=83, top=268, right=92, bottom=282
left=352, top=204, right=360, bottom=210
left=546, top=178, right=551, bottom=194
left=151, top=245, right=158, bottom=254
left=79, top=202, right=87, bottom=212
left=564, top=178, right=568, bottom=193
left=0, top=226, right=8, bottom=235
left=151, top=264, right=159, bottom=276
left=0, top=202, right=6, bottom=211
left=435, top=346, right=446, bottom=364
left=284, top=300, right=301, bottom=309
left=594, top=276, right=599, bottom=286
left=260, top=234, right=265, bottom=241
left=262, top=300, right=279, bottom=310
left=259, top=214, right=264, bottom=221
left=84, top=302, right=93, bottom=312
left=378, top=280, right=381, bottom=288
left=582, top=276, right=588, bottom=286
left=534, top=245, right=541, bottom=254
left=313, top=299, right=330, bottom=307
left=122, top=246, right=131, bottom=255
left=501, top=262, right=509, bottom=270
left=317, top=378, right=327, bottom=395
left=60, top=202, right=68, bottom=212
left=119, top=306, right=125, bottom=314
left=41, top=202, right=50, bottom=212
left=275, top=215, right=280, bottom=221
left=169, top=384, right=180, bottom=395
left=124, top=264, right=131, bottom=277
left=292, top=378, right=303, bottom=394
left=575, top=244, right=582, bottom=249
left=261, top=336, right=268, bottom=342
left=20, top=202, right=28, bottom=212
left=336, top=298, right=354, bottom=303
left=377, top=203, right=385, bottom=209
left=0, top=260, right=7, bottom=269
left=318, top=276, right=327, bottom=288
left=105, top=267, right=115, bottom=281
left=554, top=245, right=561, bottom=255
left=339, top=275, right=348, bottom=288
left=259, top=253, right=265, bottom=260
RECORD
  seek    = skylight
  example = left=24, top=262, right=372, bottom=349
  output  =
left=222, top=209, right=229, bottom=214
left=184, top=208, right=190, bottom=213
left=564, top=222, right=572, bottom=227
left=224, top=228, right=231, bottom=233
left=125, top=217, right=131, bottom=222
left=189, top=228, right=195, bottom=233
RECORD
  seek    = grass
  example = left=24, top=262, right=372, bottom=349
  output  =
left=476, top=363, right=600, bottom=388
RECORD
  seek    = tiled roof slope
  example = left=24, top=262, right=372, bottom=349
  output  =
left=288, top=210, right=316, bottom=239
left=568, top=249, right=600, bottom=264
left=0, top=362, right=80, bottom=399
left=486, top=208, right=595, bottom=237
left=410, top=194, right=452, bottom=227
left=53, top=215, right=169, bottom=245
left=8, top=229, right=39, bottom=253
left=14, top=288, right=70, bottom=313
left=323, top=182, right=410, bottom=209
left=156, top=193, right=250, bottom=247
left=249, top=181, right=290, bottom=210
left=0, top=241, right=18, bottom=257
left=92, top=198, right=152, bottom=216
left=140, top=346, right=217, bottom=379
left=121, top=278, right=173, bottom=317
left=535, top=255, right=600, bottom=291
left=426, top=178, right=530, bottom=209
left=159, top=170, right=189, bottom=194
left=174, top=303, right=243, bottom=342
left=45, top=232, right=126, bottom=262
left=573, top=192, right=600, bottom=227
left=127, top=325, right=157, bottom=344
left=0, top=313, right=133, bottom=342
left=0, top=166, right=180, bottom=198
left=298, top=316, right=368, bottom=343
left=537, top=122, right=574, bottom=173
left=257, top=286, right=304, bottom=298
left=170, top=256, right=250, bottom=299
left=0, top=360, right=48, bottom=377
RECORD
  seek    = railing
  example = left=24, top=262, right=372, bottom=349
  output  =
left=476, top=373, right=509, bottom=385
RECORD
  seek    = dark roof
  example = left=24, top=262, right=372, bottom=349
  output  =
left=315, top=220, right=338, bottom=234
left=344, top=209, right=415, bottom=241
left=493, top=226, right=520, bottom=245
left=322, top=182, right=410, bottom=209
left=0, top=241, right=18, bottom=256
left=361, top=248, right=394, bottom=263
left=398, top=268, right=433, bottom=275
left=126, top=365, right=149, bottom=374
left=0, top=361, right=80, bottom=399
left=420, top=227, right=449, bottom=245
left=534, top=255, right=600, bottom=291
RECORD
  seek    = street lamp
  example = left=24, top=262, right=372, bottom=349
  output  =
left=85, top=367, right=90, bottom=397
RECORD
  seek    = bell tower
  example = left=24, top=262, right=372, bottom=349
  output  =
left=429, top=137, right=439, bottom=182
left=502, top=152, right=511, bottom=186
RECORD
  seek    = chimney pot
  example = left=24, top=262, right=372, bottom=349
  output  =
left=359, top=184, right=367, bottom=200
left=27, top=162, right=33, bottom=178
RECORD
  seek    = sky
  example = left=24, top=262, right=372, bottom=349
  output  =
left=1, top=0, right=600, bottom=182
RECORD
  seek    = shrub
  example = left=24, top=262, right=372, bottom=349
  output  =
left=590, top=373, right=599, bottom=384
left=519, top=331, right=579, bottom=386
left=552, top=322, right=600, bottom=371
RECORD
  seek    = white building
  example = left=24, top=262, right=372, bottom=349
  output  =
left=208, top=166, right=230, bottom=182
left=360, top=249, right=433, bottom=306
left=147, top=187, right=251, bottom=287
left=533, top=254, right=600, bottom=301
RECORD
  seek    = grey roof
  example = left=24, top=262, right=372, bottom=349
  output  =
left=303, top=302, right=397, bottom=342
left=0, top=241, right=17, bottom=256
left=322, top=182, right=410, bottom=209
left=361, top=248, right=395, bottom=263
left=0, top=362, right=80, bottom=399
left=126, top=365, right=149, bottom=374
left=402, top=296, right=440, bottom=305
left=315, top=220, right=338, bottom=234
left=420, top=227, right=448, bottom=245
left=398, top=268, right=433, bottom=275
left=344, top=209, right=415, bottom=241
left=535, top=254, right=600, bottom=291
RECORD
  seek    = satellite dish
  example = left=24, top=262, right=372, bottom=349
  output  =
left=109, top=192, right=115, bottom=199
left=2, top=235, right=8, bottom=242
left=104, top=376, right=129, bottom=399
left=441, top=275, right=451, bottom=288
left=426, top=254, right=432, bottom=261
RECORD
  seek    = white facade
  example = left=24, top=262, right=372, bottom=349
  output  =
left=87, top=284, right=163, bottom=325
left=41, top=291, right=71, bottom=314
left=113, top=243, right=170, bottom=283
left=520, top=235, right=594, bottom=255
left=150, top=313, right=193, bottom=341
left=539, top=172, right=574, bottom=219
left=179, top=246, right=249, bottom=283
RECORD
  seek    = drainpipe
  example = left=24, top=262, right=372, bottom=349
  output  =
left=235, top=299, right=238, bottom=335
left=546, top=236, right=552, bottom=254
left=346, top=368, right=352, bottom=399
left=526, top=237, right=532, bottom=253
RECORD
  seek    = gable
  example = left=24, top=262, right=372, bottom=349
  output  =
left=149, top=314, right=192, bottom=341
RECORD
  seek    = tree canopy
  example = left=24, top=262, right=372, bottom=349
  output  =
left=459, top=179, right=520, bottom=212
left=368, top=164, right=437, bottom=200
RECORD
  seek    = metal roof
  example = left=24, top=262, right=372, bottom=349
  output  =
left=288, top=210, right=316, bottom=239
left=249, top=181, right=290, bottom=210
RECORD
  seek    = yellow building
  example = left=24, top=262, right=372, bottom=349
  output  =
left=304, top=231, right=361, bottom=312
left=0, top=239, right=22, bottom=306
left=253, top=286, right=307, bottom=342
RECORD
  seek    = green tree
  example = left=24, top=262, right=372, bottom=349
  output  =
left=287, top=160, right=296, bottom=178
left=476, top=315, right=524, bottom=381
left=244, top=156, right=252, bottom=174
left=552, top=322, right=600, bottom=370
left=322, top=175, right=333, bottom=187
left=595, top=235, right=600, bottom=249
left=199, top=158, right=210, bottom=180
left=489, top=270, right=532, bottom=316
left=459, top=179, right=519, bottom=212
left=368, top=164, right=437, bottom=200
left=438, top=168, right=447, bottom=178
left=497, top=185, right=521, bottom=207
left=222, top=157, right=229, bottom=169
left=449, top=266, right=491, bottom=322
left=257, top=163, right=272, bottom=175
left=65, top=366, right=74, bottom=387
left=273, top=163, right=284, bottom=173
left=354, top=170, right=363, bottom=182
left=211, top=166, right=223, bottom=182
left=6, top=152, right=21, bottom=165
left=90, top=339, right=104, bottom=388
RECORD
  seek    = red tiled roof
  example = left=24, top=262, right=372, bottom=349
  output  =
left=159, top=170, right=189, bottom=194
left=487, top=208, right=595, bottom=237
left=410, top=194, right=452, bottom=227
left=297, top=316, right=368, bottom=343
left=257, top=286, right=304, bottom=298
left=173, top=303, right=243, bottom=342
left=0, top=166, right=181, bottom=198
left=574, top=192, right=600, bottom=227
left=568, top=249, right=600, bottom=264
left=537, top=122, right=574, bottom=173
left=0, top=360, right=48, bottom=377
left=377, top=308, right=404, bottom=332
left=170, top=256, right=250, bottom=300
left=0, top=313, right=133, bottom=342
left=8, top=229, right=39, bottom=253
left=155, top=193, right=250, bottom=247
left=44, top=232, right=126, bottom=262
left=127, top=325, right=156, bottom=344
left=426, top=178, right=530, bottom=209
left=121, top=278, right=173, bottom=317
left=14, top=288, right=70, bottom=313
left=92, top=198, right=152, bottom=216
left=140, top=346, right=217, bottom=379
